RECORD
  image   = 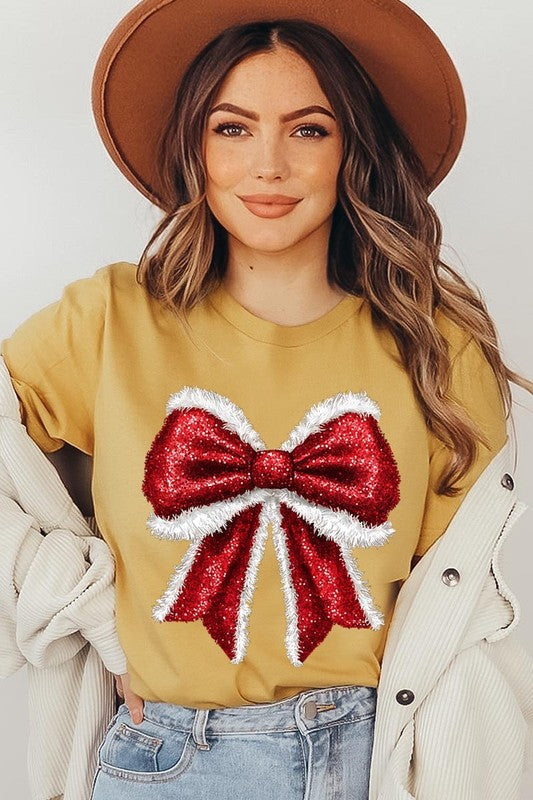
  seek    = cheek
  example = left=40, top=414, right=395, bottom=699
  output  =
left=295, top=146, right=343, bottom=189
left=205, top=143, right=244, bottom=188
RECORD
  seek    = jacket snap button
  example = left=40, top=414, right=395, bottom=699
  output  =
left=501, top=473, right=514, bottom=490
left=396, top=689, right=415, bottom=705
left=303, top=699, right=317, bottom=719
left=442, top=568, right=460, bottom=586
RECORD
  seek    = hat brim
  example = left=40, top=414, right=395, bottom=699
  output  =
left=92, top=0, right=467, bottom=210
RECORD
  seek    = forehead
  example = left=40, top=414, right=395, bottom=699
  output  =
left=214, top=47, right=328, bottom=103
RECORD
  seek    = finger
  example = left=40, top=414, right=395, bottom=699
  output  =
left=115, top=672, right=145, bottom=723
left=127, top=703, right=144, bottom=723
left=123, top=689, right=145, bottom=723
left=115, top=676, right=124, bottom=699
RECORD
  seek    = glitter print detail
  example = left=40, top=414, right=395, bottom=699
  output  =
left=142, top=388, right=401, bottom=666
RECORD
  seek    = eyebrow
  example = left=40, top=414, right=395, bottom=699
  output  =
left=209, top=102, right=336, bottom=122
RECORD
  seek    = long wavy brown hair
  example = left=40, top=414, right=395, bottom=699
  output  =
left=136, top=18, right=531, bottom=497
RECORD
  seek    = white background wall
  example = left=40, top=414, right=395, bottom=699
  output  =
left=0, top=1, right=531, bottom=797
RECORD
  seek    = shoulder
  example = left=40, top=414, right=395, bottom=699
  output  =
left=428, top=303, right=507, bottom=442
left=432, top=308, right=501, bottom=396
left=56, top=260, right=140, bottom=299
left=1, top=262, right=140, bottom=380
left=91, top=260, right=139, bottom=297
left=433, top=307, right=474, bottom=364
left=41, top=261, right=145, bottom=325
left=93, top=261, right=153, bottom=312
left=94, top=260, right=138, bottom=285
left=434, top=307, right=503, bottom=391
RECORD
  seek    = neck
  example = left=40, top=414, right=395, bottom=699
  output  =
left=223, top=223, right=347, bottom=326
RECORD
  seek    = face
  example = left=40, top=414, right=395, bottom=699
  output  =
left=203, top=45, right=343, bottom=256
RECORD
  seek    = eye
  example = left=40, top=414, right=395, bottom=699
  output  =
left=212, top=122, right=330, bottom=139
left=213, top=122, right=247, bottom=137
left=294, top=124, right=329, bottom=138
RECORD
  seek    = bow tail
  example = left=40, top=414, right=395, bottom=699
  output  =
left=276, top=503, right=378, bottom=665
left=153, top=504, right=265, bottom=663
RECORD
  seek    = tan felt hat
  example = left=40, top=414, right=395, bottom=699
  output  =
left=91, top=0, right=467, bottom=210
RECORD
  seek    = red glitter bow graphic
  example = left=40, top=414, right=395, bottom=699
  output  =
left=142, top=388, right=400, bottom=666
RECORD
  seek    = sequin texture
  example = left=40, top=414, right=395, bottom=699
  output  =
left=142, top=387, right=400, bottom=666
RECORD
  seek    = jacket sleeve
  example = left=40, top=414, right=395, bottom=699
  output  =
left=415, top=331, right=508, bottom=558
left=0, top=354, right=127, bottom=678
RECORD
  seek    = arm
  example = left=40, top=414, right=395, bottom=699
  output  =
left=0, top=266, right=128, bottom=677
left=0, top=355, right=127, bottom=676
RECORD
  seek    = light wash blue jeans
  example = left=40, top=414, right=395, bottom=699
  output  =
left=89, top=683, right=377, bottom=799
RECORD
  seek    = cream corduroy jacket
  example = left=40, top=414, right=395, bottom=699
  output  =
left=0, top=353, right=532, bottom=800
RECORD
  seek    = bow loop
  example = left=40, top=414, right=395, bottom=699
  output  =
left=142, top=405, right=255, bottom=518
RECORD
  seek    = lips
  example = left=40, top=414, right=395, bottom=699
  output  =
left=239, top=194, right=302, bottom=219
left=239, top=194, right=301, bottom=204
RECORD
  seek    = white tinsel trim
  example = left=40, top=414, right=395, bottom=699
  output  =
left=280, top=391, right=380, bottom=451
left=164, top=387, right=380, bottom=456
left=232, top=501, right=273, bottom=663
left=276, top=488, right=395, bottom=548
left=150, top=491, right=386, bottom=660
left=270, top=501, right=303, bottom=667
left=147, top=488, right=394, bottom=548
left=165, top=386, right=266, bottom=450
left=147, top=487, right=273, bottom=540
left=152, top=537, right=205, bottom=622
left=337, top=541, right=384, bottom=629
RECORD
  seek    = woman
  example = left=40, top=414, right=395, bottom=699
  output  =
left=1, top=1, right=531, bottom=798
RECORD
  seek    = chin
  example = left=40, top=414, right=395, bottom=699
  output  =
left=231, top=220, right=319, bottom=250
left=235, top=233, right=305, bottom=252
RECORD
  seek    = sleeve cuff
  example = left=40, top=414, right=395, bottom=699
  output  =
left=84, top=617, right=127, bottom=675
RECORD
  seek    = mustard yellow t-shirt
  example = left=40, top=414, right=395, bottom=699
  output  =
left=0, top=262, right=507, bottom=708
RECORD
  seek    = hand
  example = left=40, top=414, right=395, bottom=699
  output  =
left=114, top=671, right=145, bottom=724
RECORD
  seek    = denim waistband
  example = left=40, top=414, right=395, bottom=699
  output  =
left=130, top=684, right=377, bottom=750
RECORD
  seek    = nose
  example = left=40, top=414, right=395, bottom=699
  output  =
left=250, top=133, right=290, bottom=182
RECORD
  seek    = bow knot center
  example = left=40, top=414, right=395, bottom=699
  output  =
left=250, top=449, right=294, bottom=489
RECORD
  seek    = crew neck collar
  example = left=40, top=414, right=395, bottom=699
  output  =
left=206, top=283, right=364, bottom=346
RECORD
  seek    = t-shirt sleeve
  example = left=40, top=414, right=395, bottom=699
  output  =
left=414, top=332, right=508, bottom=558
left=0, top=267, right=109, bottom=455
